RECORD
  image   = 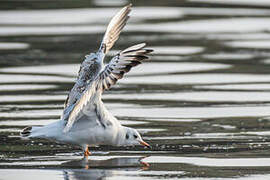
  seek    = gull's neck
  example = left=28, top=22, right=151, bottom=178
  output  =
left=114, top=125, right=127, bottom=146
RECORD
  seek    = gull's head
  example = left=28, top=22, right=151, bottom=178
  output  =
left=120, top=127, right=150, bottom=148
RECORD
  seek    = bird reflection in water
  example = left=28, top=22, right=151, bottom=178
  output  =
left=62, top=156, right=149, bottom=180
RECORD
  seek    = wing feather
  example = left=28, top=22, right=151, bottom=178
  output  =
left=97, top=43, right=153, bottom=91
left=63, top=81, right=98, bottom=132
left=62, top=5, right=154, bottom=133
left=64, top=43, right=152, bottom=132
left=100, top=4, right=132, bottom=54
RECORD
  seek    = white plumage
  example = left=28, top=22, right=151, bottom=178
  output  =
left=21, top=4, right=152, bottom=156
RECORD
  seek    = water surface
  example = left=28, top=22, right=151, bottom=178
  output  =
left=1, top=0, right=270, bottom=179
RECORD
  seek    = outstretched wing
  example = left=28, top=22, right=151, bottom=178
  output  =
left=62, top=4, right=132, bottom=121
left=99, top=4, right=132, bottom=54
left=63, top=43, right=153, bottom=132
left=96, top=43, right=153, bottom=91
left=62, top=5, right=133, bottom=131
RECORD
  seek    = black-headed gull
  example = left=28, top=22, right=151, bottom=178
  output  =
left=21, top=4, right=152, bottom=157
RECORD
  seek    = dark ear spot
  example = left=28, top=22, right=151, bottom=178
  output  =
left=133, top=134, right=138, bottom=139
left=126, top=134, right=129, bottom=139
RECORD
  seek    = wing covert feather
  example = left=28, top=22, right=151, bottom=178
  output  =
left=96, top=43, right=153, bottom=91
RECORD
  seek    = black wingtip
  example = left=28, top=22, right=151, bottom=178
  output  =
left=145, top=49, right=154, bottom=53
left=20, top=126, right=32, bottom=137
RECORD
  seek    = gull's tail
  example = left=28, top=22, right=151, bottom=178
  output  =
left=21, top=121, right=64, bottom=138
left=20, top=126, right=43, bottom=138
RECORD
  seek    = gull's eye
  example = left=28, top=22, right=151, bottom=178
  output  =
left=126, top=134, right=129, bottom=139
left=133, top=134, right=138, bottom=139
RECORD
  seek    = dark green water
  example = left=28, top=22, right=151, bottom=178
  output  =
left=1, top=0, right=270, bottom=179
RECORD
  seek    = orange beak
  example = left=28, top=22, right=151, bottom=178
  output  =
left=139, top=140, right=151, bottom=148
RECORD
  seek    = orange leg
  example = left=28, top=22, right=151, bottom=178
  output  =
left=140, top=161, right=150, bottom=170
left=84, top=145, right=91, bottom=157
